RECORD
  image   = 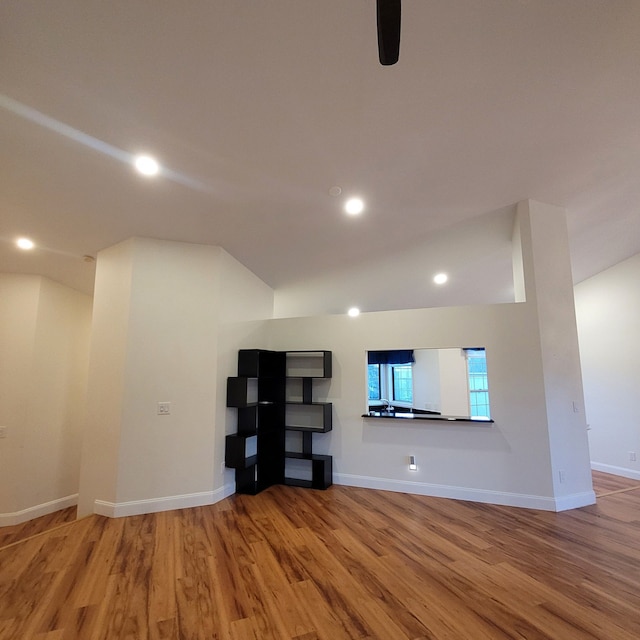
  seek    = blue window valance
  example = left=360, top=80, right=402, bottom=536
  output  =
left=367, top=350, right=415, bottom=365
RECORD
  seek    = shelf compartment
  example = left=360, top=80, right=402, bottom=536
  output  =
left=285, top=378, right=303, bottom=403
left=238, top=349, right=286, bottom=378
left=285, top=402, right=332, bottom=432
left=227, top=379, right=285, bottom=408
left=225, top=434, right=258, bottom=469
left=286, top=377, right=320, bottom=404
left=227, top=377, right=258, bottom=407
left=235, top=465, right=258, bottom=495
left=256, top=432, right=285, bottom=487
left=284, top=453, right=332, bottom=490
left=285, top=351, right=332, bottom=378
left=236, top=405, right=258, bottom=435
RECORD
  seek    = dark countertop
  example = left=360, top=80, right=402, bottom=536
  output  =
left=363, top=411, right=493, bottom=423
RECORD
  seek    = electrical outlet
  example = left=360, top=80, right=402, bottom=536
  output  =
left=157, top=402, right=171, bottom=415
left=0, top=426, right=6, bottom=439
left=559, top=470, right=567, bottom=484
left=630, top=452, right=637, bottom=462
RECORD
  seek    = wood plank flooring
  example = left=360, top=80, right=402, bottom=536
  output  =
left=1, top=473, right=639, bottom=639
left=592, top=470, right=640, bottom=497
left=0, top=507, right=77, bottom=549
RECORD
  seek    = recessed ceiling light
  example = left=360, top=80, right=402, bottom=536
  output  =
left=433, top=273, right=448, bottom=285
left=344, top=197, right=364, bottom=215
left=328, top=186, right=342, bottom=197
left=348, top=307, right=360, bottom=317
left=16, top=237, right=35, bottom=250
left=134, top=154, right=160, bottom=176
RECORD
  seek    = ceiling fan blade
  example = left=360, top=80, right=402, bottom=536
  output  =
left=377, top=0, right=401, bottom=65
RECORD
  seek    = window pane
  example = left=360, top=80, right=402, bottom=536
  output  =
left=468, top=358, right=487, bottom=374
left=466, top=349, right=490, bottom=418
left=471, top=375, right=488, bottom=391
left=368, top=364, right=381, bottom=400
left=392, top=365, right=413, bottom=403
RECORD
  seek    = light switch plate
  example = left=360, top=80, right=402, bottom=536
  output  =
left=157, top=402, right=171, bottom=415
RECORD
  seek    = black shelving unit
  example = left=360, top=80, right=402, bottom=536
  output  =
left=284, top=351, right=333, bottom=490
left=225, top=349, right=286, bottom=495
left=225, top=349, right=332, bottom=494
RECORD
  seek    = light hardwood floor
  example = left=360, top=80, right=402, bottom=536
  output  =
left=0, top=507, right=77, bottom=549
left=1, top=472, right=639, bottom=639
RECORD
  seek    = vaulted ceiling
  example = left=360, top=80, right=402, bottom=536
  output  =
left=2, top=1, right=640, bottom=305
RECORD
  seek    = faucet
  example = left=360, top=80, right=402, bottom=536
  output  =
left=381, top=399, right=393, bottom=412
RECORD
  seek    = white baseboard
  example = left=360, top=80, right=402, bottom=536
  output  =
left=334, top=474, right=595, bottom=512
left=0, top=494, right=78, bottom=528
left=554, top=491, right=597, bottom=511
left=591, top=461, right=640, bottom=481
left=94, top=483, right=236, bottom=518
left=88, top=469, right=609, bottom=518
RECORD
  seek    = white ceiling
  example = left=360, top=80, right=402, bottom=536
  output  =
left=2, top=0, right=640, bottom=302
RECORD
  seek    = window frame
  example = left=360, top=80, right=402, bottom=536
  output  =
left=368, top=361, right=413, bottom=408
left=368, top=363, right=381, bottom=401
left=465, top=348, right=490, bottom=419
left=390, top=363, right=413, bottom=405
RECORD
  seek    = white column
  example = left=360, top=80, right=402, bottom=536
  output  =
left=78, top=238, right=274, bottom=517
left=515, top=200, right=593, bottom=508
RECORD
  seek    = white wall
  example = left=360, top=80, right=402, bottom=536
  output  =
left=438, top=348, right=470, bottom=416
left=411, top=348, right=470, bottom=415
left=78, top=200, right=587, bottom=515
left=78, top=240, right=135, bottom=516
left=0, top=275, right=39, bottom=517
left=273, top=207, right=515, bottom=318
left=412, top=349, right=441, bottom=412
left=265, top=303, right=572, bottom=509
left=0, top=274, right=92, bottom=525
left=216, top=248, right=274, bottom=488
left=79, top=239, right=274, bottom=517
left=263, top=201, right=593, bottom=511
left=517, top=200, right=592, bottom=498
left=575, top=252, right=640, bottom=479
